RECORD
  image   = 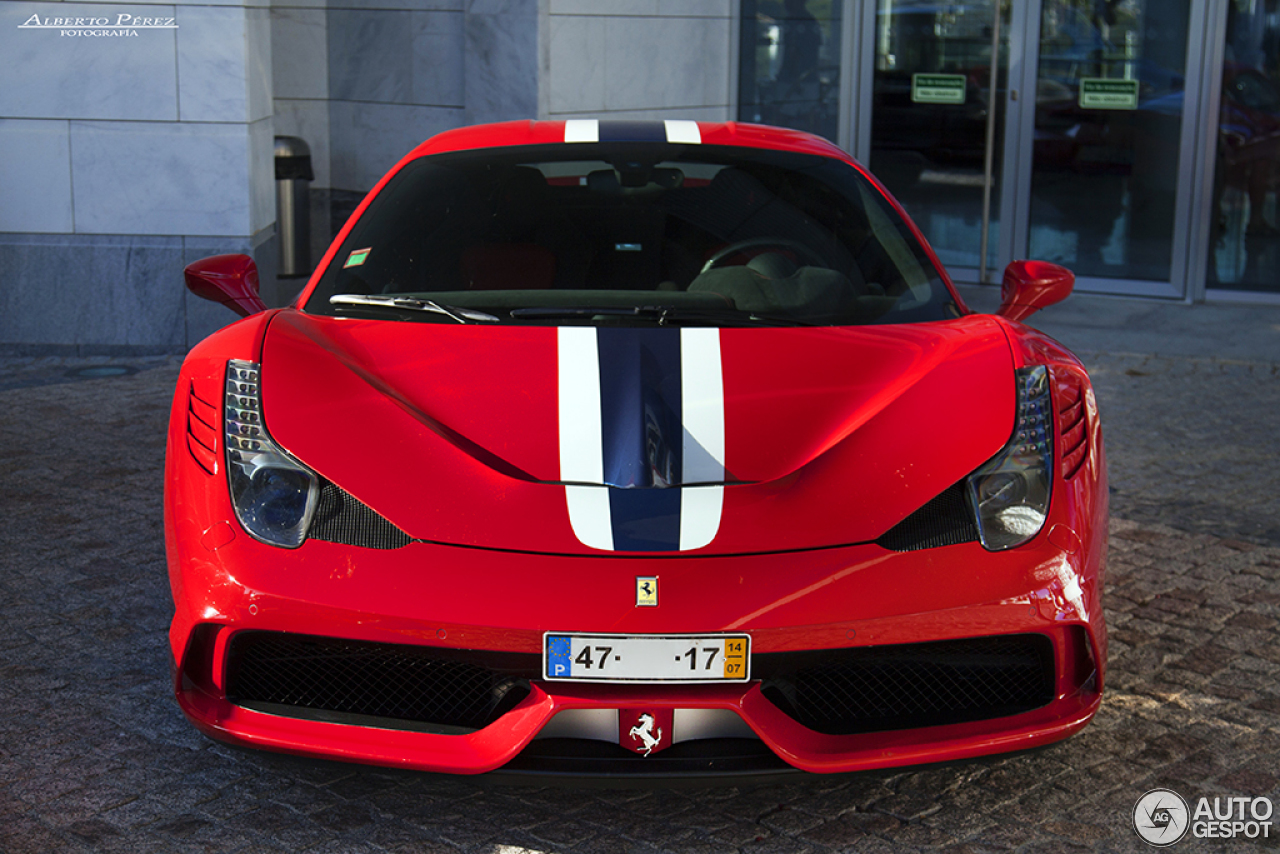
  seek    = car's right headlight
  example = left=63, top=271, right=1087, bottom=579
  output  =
left=224, top=359, right=318, bottom=548
left=967, top=365, right=1054, bottom=550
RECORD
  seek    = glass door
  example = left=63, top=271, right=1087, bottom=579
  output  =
left=853, top=0, right=1206, bottom=297
left=864, top=0, right=1015, bottom=277
left=739, top=0, right=847, bottom=145
left=1016, top=0, right=1199, bottom=296
left=1205, top=0, right=1280, bottom=295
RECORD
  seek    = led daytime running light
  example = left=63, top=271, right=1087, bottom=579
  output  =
left=226, top=360, right=266, bottom=456
left=225, top=359, right=319, bottom=548
left=967, top=366, right=1054, bottom=551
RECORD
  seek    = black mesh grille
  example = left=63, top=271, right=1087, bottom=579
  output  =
left=309, top=481, right=411, bottom=549
left=225, top=632, right=535, bottom=731
left=876, top=481, right=979, bottom=551
left=757, top=634, right=1055, bottom=735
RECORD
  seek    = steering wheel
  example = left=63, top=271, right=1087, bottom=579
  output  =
left=700, top=237, right=827, bottom=274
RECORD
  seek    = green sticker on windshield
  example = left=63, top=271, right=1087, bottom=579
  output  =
left=344, top=247, right=371, bottom=268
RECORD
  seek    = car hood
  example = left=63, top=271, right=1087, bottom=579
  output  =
left=260, top=311, right=1015, bottom=555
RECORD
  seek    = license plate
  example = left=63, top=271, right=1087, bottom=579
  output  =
left=543, top=633, right=751, bottom=683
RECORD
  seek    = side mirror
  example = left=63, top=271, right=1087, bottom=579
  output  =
left=996, top=260, right=1074, bottom=322
left=184, top=254, right=268, bottom=317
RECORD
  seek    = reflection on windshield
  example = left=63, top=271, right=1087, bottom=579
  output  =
left=307, top=143, right=954, bottom=327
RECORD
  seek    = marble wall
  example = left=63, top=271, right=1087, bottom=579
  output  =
left=0, top=120, right=74, bottom=234
left=1, top=0, right=274, bottom=350
left=545, top=0, right=735, bottom=122
left=271, top=4, right=329, bottom=187
left=0, top=232, right=274, bottom=353
left=317, top=0, right=537, bottom=192
left=4, top=0, right=740, bottom=350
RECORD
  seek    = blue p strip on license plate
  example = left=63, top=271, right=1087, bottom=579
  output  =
left=543, top=633, right=750, bottom=683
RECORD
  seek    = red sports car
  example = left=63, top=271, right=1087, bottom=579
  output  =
left=166, top=120, right=1107, bottom=777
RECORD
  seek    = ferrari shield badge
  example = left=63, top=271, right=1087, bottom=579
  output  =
left=620, top=709, right=673, bottom=756
left=636, top=576, right=657, bottom=607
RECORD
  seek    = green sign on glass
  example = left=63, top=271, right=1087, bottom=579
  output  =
left=911, top=74, right=967, bottom=105
left=1079, top=78, right=1139, bottom=110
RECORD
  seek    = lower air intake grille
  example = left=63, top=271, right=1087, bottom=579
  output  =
left=225, top=632, right=535, bottom=732
left=309, top=481, right=412, bottom=550
left=876, top=480, right=980, bottom=551
left=757, top=634, right=1055, bottom=735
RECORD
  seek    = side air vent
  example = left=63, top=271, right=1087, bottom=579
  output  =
left=876, top=481, right=979, bottom=552
left=1053, top=371, right=1089, bottom=480
left=186, top=382, right=219, bottom=475
left=309, top=481, right=413, bottom=550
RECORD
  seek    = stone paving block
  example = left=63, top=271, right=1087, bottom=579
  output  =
left=831, top=837, right=913, bottom=854
left=936, top=844, right=1012, bottom=854
left=737, top=834, right=820, bottom=854
left=366, top=819, right=460, bottom=853
left=966, top=819, right=1043, bottom=850
left=222, top=802, right=333, bottom=850
left=570, top=835, right=666, bottom=854
left=527, top=815, right=606, bottom=848
left=0, top=815, right=87, bottom=854
left=919, top=805, right=998, bottom=841
left=758, top=805, right=828, bottom=836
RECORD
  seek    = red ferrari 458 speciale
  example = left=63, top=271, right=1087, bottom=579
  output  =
left=166, top=119, right=1107, bottom=778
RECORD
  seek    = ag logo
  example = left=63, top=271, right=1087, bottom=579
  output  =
left=1133, top=788, right=1190, bottom=846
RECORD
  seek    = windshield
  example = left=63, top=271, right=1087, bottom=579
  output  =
left=305, top=143, right=957, bottom=326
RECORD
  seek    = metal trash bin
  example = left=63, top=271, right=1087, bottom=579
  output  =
left=274, top=136, right=314, bottom=278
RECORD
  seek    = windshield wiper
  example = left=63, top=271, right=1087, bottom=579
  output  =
left=329, top=294, right=499, bottom=324
left=508, top=305, right=812, bottom=327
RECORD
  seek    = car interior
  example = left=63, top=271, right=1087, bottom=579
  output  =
left=312, top=145, right=953, bottom=326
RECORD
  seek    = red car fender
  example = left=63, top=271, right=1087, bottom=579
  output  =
left=164, top=310, right=279, bottom=660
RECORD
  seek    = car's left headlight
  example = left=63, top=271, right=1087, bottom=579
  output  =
left=967, top=365, right=1053, bottom=550
left=224, top=359, right=318, bottom=548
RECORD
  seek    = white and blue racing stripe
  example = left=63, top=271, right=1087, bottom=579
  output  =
left=557, top=326, right=724, bottom=552
left=558, top=327, right=614, bottom=551
left=563, top=120, right=702, bottom=145
left=599, top=327, right=682, bottom=551
left=677, top=327, right=725, bottom=550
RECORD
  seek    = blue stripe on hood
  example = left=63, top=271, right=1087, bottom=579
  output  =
left=596, top=327, right=683, bottom=550
left=598, top=121, right=669, bottom=143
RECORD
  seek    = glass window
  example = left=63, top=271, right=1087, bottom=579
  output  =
left=738, top=0, right=843, bottom=142
left=1208, top=0, right=1280, bottom=293
left=1028, top=0, right=1191, bottom=282
left=867, top=0, right=1008, bottom=271
left=305, top=144, right=956, bottom=328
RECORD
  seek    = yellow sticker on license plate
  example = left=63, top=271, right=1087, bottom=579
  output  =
left=543, top=633, right=752, bottom=682
left=723, top=636, right=747, bottom=679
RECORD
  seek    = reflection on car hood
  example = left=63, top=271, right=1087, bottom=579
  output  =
left=260, top=311, right=1015, bottom=554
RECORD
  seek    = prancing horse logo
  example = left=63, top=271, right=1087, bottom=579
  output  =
left=628, top=713, right=663, bottom=756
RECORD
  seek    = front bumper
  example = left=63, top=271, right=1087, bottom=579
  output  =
left=169, top=529, right=1105, bottom=776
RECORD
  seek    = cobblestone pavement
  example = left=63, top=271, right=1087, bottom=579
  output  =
left=1081, top=352, right=1280, bottom=548
left=1, top=352, right=1278, bottom=854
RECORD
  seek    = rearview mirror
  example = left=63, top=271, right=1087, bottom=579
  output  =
left=184, top=254, right=268, bottom=318
left=996, top=260, right=1074, bottom=322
